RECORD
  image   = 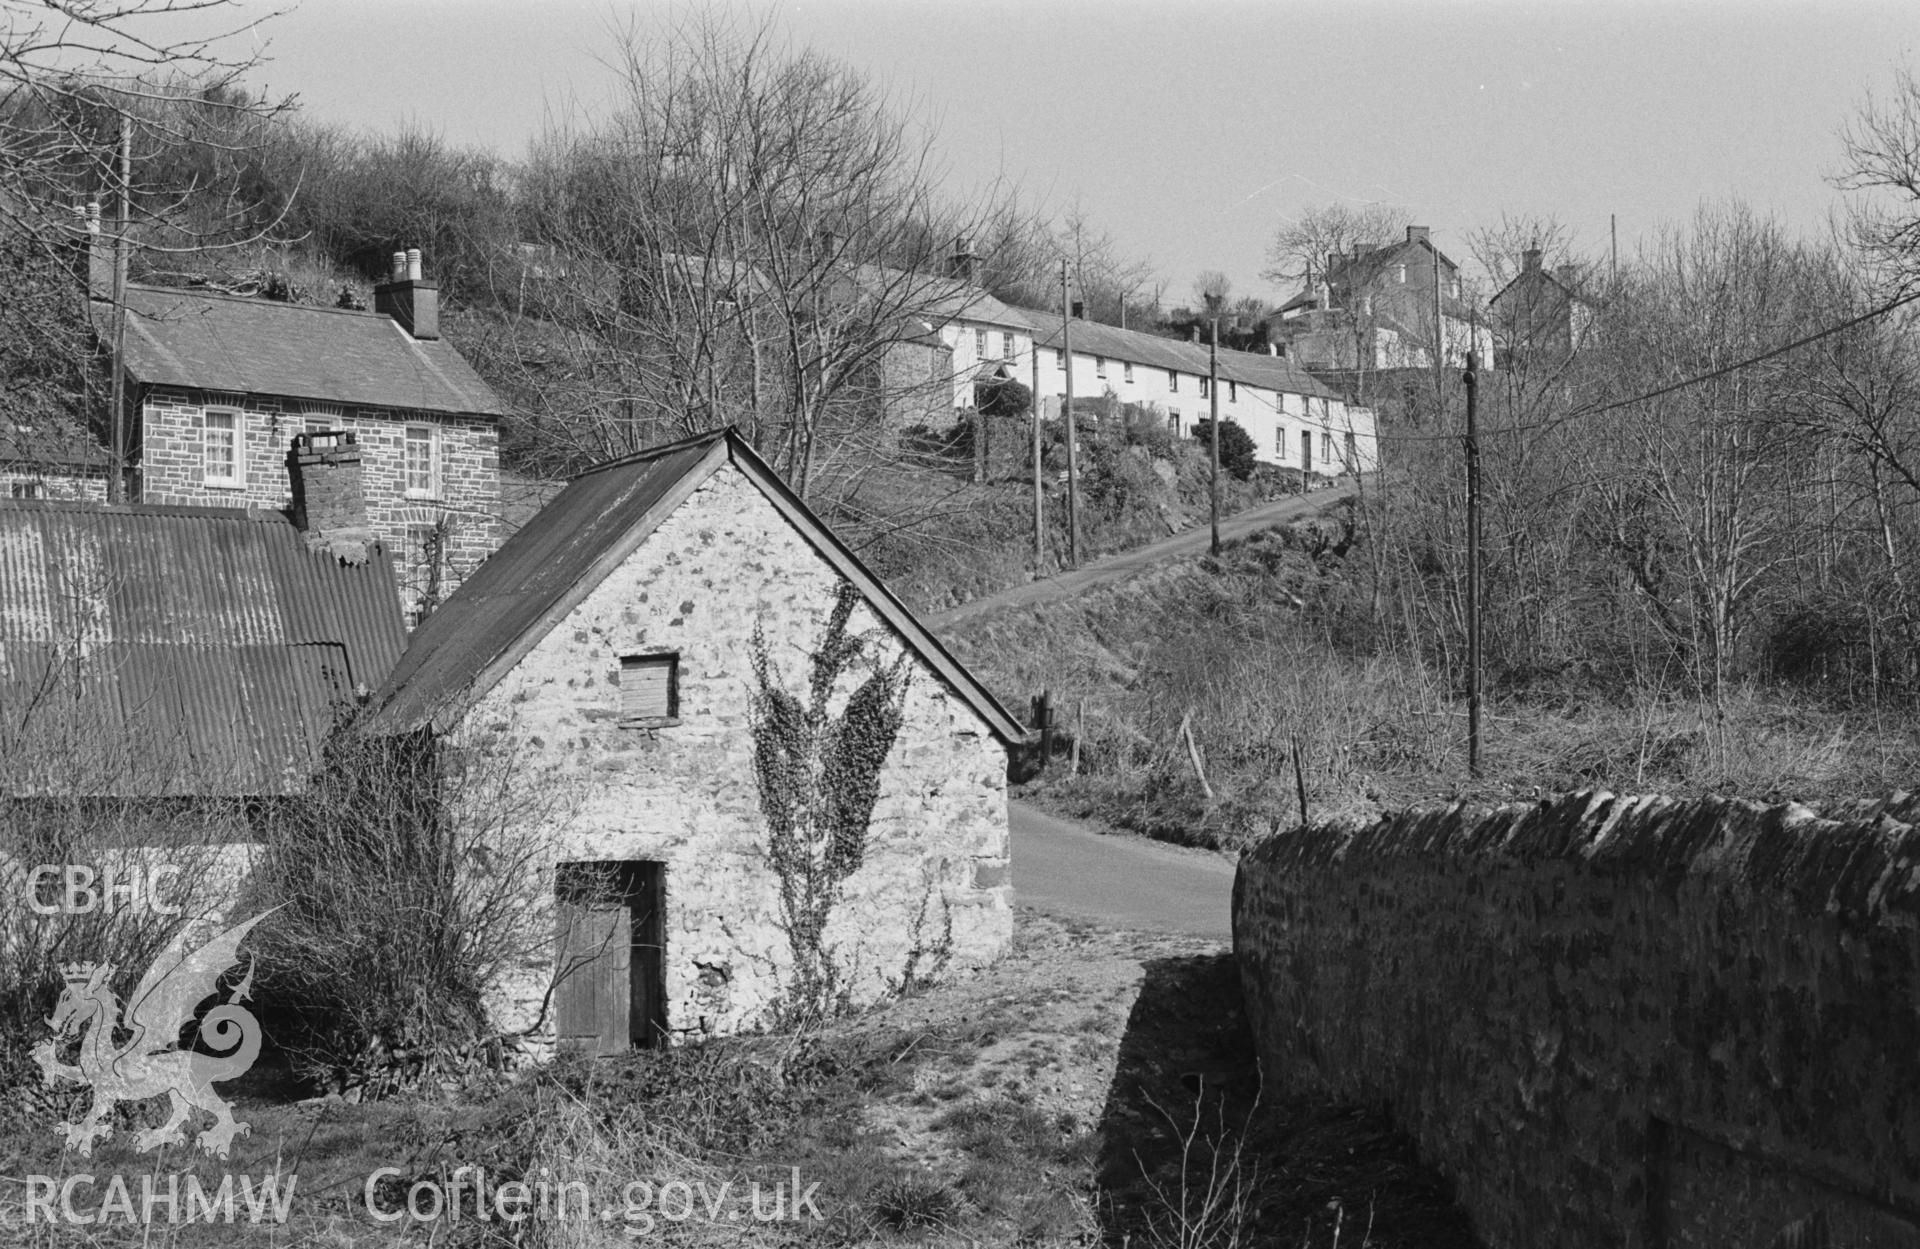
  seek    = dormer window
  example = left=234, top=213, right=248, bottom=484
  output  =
left=203, top=409, right=243, bottom=488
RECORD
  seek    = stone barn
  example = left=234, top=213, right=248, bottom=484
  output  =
left=363, top=429, right=1024, bottom=1054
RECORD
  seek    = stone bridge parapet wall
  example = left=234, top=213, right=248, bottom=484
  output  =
left=1233, top=790, right=1920, bottom=1248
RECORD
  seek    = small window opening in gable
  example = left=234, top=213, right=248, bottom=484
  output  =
left=620, top=653, right=681, bottom=727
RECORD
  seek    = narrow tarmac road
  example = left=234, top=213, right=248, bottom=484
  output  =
left=1009, top=800, right=1236, bottom=940
left=924, top=480, right=1356, bottom=630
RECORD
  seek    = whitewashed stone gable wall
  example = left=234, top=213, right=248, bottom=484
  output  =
left=472, top=462, right=1011, bottom=1049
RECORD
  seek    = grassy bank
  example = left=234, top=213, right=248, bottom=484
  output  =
left=1, top=914, right=1476, bottom=1247
left=944, top=513, right=1920, bottom=852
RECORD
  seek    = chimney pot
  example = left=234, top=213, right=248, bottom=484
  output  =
left=286, top=430, right=375, bottom=564
left=390, top=252, right=406, bottom=281
left=1071, top=300, right=1085, bottom=320
left=374, top=250, right=439, bottom=340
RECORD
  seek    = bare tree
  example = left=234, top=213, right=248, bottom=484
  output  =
left=1262, top=200, right=1414, bottom=286
left=1835, top=65, right=1920, bottom=290
left=496, top=11, right=1004, bottom=504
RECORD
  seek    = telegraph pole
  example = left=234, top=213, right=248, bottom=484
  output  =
left=1031, top=320, right=1044, bottom=568
left=1463, top=343, right=1483, bottom=777
left=1061, top=260, right=1080, bottom=567
left=1208, top=315, right=1221, bottom=556
left=107, top=112, right=131, bottom=505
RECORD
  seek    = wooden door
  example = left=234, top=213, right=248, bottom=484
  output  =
left=554, top=861, right=666, bottom=1056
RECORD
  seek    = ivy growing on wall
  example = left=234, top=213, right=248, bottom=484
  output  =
left=750, top=579, right=910, bottom=1023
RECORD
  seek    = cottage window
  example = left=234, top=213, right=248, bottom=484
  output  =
left=974, top=328, right=987, bottom=357
left=1168, top=371, right=1179, bottom=393
left=619, top=653, right=680, bottom=726
left=203, top=409, right=243, bottom=487
left=1168, top=409, right=1181, bottom=436
left=1054, top=348, right=1065, bottom=371
left=1323, top=432, right=1334, bottom=463
left=404, top=424, right=440, bottom=499
left=1002, top=331, right=1014, bottom=357
left=1095, top=356, right=1107, bottom=379
left=1123, top=361, right=1134, bottom=383
left=9, top=480, right=45, bottom=500
left=1276, top=427, right=1287, bottom=455
left=1228, top=381, right=1238, bottom=403
left=1199, top=377, right=1210, bottom=399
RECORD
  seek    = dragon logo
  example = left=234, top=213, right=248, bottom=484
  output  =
left=31, top=910, right=273, bottom=1159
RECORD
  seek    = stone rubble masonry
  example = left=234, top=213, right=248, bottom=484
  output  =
left=134, top=388, right=499, bottom=601
left=1234, top=790, right=1920, bottom=1248
left=464, top=461, right=1011, bottom=1053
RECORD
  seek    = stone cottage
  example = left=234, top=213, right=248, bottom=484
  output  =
left=77, top=228, right=503, bottom=622
left=363, top=428, right=1024, bottom=1054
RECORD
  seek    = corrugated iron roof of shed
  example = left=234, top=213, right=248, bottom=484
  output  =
left=0, top=500, right=407, bottom=796
left=104, top=285, right=504, bottom=418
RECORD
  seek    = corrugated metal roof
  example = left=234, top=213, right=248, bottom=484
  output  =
left=0, top=500, right=407, bottom=796
left=104, top=285, right=504, bottom=418
left=367, top=429, right=1028, bottom=745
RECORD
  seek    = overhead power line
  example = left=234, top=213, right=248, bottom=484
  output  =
left=1373, top=284, right=1920, bottom=446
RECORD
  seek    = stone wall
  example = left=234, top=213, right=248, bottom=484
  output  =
left=135, top=387, right=499, bottom=615
left=1234, top=791, right=1920, bottom=1248
left=468, top=461, right=1011, bottom=1050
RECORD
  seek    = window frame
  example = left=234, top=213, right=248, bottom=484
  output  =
left=1123, top=361, right=1134, bottom=383
left=403, top=423, right=441, bottom=500
left=1001, top=331, right=1015, bottom=358
left=974, top=327, right=988, bottom=357
left=618, top=651, right=682, bottom=728
left=1095, top=355, right=1107, bottom=379
left=1168, top=371, right=1179, bottom=393
left=202, top=408, right=244, bottom=489
left=1199, top=376, right=1210, bottom=399
left=1054, top=348, right=1065, bottom=372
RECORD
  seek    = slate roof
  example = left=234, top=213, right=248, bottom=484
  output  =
left=367, top=428, right=1028, bottom=745
left=0, top=421, right=109, bottom=472
left=0, top=500, right=407, bottom=796
left=1022, top=314, right=1343, bottom=401
left=103, top=285, right=503, bottom=417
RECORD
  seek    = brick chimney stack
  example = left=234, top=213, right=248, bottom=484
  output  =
left=1407, top=225, right=1431, bottom=245
left=287, top=430, right=375, bottom=563
left=375, top=247, right=439, bottom=340
left=946, top=235, right=980, bottom=283
left=1523, top=247, right=1543, bottom=273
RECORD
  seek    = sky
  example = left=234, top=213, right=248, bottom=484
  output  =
left=246, top=0, right=1920, bottom=305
